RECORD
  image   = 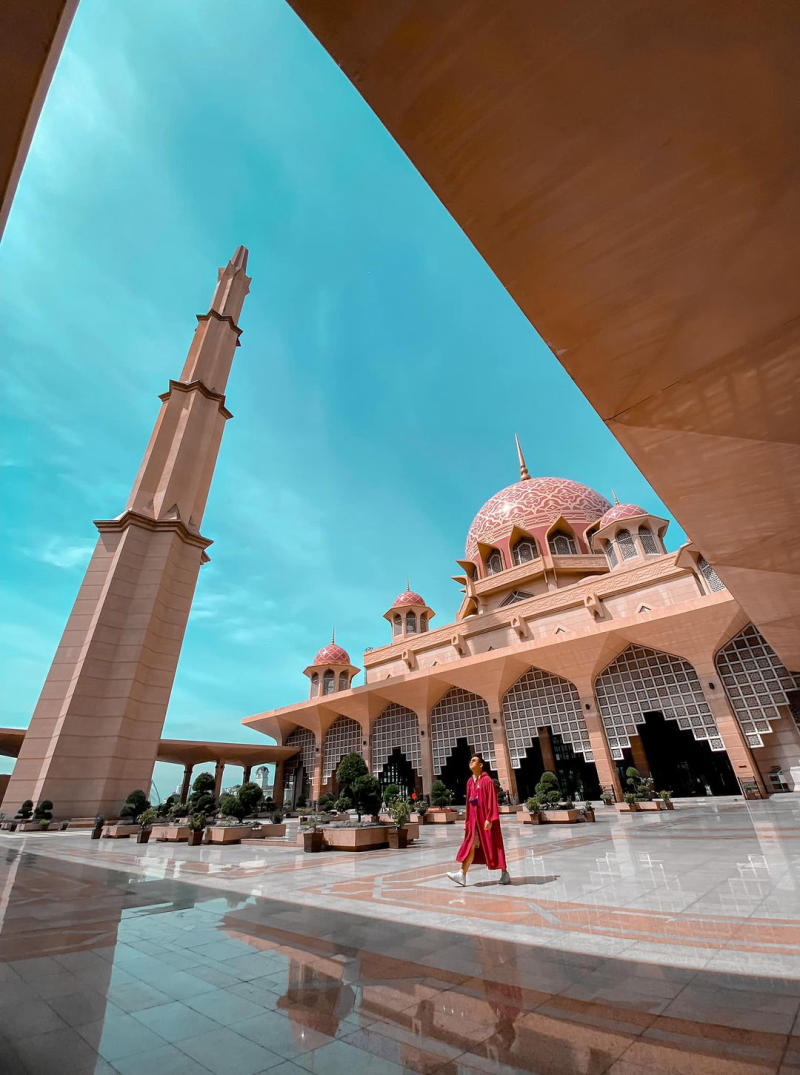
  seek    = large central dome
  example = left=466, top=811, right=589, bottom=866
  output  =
left=465, top=477, right=611, bottom=559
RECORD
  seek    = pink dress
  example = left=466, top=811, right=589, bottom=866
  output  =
left=456, top=771, right=507, bottom=871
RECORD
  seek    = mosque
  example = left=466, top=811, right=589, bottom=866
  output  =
left=245, top=439, right=800, bottom=806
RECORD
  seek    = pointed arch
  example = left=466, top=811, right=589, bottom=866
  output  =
left=715, top=624, right=800, bottom=747
left=502, top=667, right=593, bottom=765
left=371, top=703, right=420, bottom=776
left=430, top=687, right=495, bottom=776
left=284, top=726, right=316, bottom=803
left=323, top=716, right=362, bottom=780
left=594, top=644, right=722, bottom=760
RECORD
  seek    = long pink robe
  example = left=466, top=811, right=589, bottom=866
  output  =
left=456, top=771, right=507, bottom=871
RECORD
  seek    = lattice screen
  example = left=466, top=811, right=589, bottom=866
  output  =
left=639, top=527, right=659, bottom=555
left=371, top=703, right=420, bottom=776
left=698, top=556, right=726, bottom=593
left=715, top=625, right=800, bottom=747
left=284, top=726, right=315, bottom=777
left=502, top=668, right=593, bottom=765
left=595, top=645, right=723, bottom=760
left=323, top=716, right=362, bottom=780
left=430, top=687, right=495, bottom=775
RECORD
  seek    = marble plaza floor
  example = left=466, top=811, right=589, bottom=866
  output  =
left=1, top=798, right=799, bottom=1074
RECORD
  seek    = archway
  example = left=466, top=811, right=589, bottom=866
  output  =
left=514, top=739, right=544, bottom=802
left=439, top=737, right=496, bottom=803
left=323, top=716, right=362, bottom=791
left=371, top=703, right=421, bottom=789
left=551, top=734, right=602, bottom=800
left=378, top=748, right=419, bottom=799
left=430, top=687, right=495, bottom=790
left=635, top=711, right=738, bottom=796
left=284, top=726, right=315, bottom=807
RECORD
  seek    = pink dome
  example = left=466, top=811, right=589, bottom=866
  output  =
left=465, top=478, right=611, bottom=559
left=598, top=503, right=647, bottom=528
left=392, top=590, right=426, bottom=609
left=313, top=643, right=351, bottom=666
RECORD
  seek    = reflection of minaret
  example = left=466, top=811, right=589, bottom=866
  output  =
left=3, top=248, right=251, bottom=819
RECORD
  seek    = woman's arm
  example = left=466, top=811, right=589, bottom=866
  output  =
left=483, top=774, right=500, bottom=823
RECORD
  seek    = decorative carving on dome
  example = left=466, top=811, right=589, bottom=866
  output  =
left=465, top=478, right=611, bottom=560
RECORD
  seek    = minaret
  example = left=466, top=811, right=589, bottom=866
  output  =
left=2, top=247, right=251, bottom=819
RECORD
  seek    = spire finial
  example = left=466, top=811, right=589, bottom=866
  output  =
left=515, top=433, right=530, bottom=481
left=612, top=488, right=620, bottom=504
left=230, top=245, right=248, bottom=270
left=331, top=627, right=335, bottom=644
left=406, top=576, right=411, bottom=592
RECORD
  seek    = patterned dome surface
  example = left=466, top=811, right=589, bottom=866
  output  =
left=598, top=503, right=647, bottom=528
left=313, top=643, right=351, bottom=665
left=465, top=478, right=611, bottom=559
left=391, top=590, right=426, bottom=608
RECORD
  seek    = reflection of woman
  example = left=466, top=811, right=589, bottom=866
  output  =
left=447, top=754, right=510, bottom=886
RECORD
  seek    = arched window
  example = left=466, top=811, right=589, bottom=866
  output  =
left=338, top=671, right=349, bottom=692
left=549, top=532, right=577, bottom=555
left=392, top=614, right=402, bottom=636
left=310, top=673, right=320, bottom=697
left=487, top=549, right=504, bottom=575
left=512, top=538, right=538, bottom=565
left=639, top=526, right=659, bottom=555
left=419, top=612, right=428, bottom=632
left=617, top=529, right=636, bottom=559
left=322, top=669, right=335, bottom=695
left=698, top=555, right=725, bottom=593
left=603, top=540, right=618, bottom=568
left=406, top=611, right=417, bottom=633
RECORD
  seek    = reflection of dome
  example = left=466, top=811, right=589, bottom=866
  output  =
left=313, top=643, right=350, bottom=665
left=392, top=590, right=426, bottom=609
left=465, top=478, right=611, bottom=559
left=598, top=503, right=646, bottom=528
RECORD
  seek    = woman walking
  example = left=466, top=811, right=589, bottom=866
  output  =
left=447, top=754, right=511, bottom=886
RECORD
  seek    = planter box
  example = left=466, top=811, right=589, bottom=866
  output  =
left=498, top=805, right=521, bottom=815
left=303, top=830, right=325, bottom=853
left=258, top=823, right=286, bottom=838
left=205, top=825, right=251, bottom=844
left=67, top=818, right=97, bottom=829
left=519, top=809, right=543, bottom=825
left=323, top=825, right=390, bottom=851
left=615, top=802, right=640, bottom=812
left=151, top=824, right=190, bottom=841
left=542, top=808, right=583, bottom=823
left=427, top=808, right=458, bottom=824
left=387, top=827, right=409, bottom=849
left=187, top=830, right=204, bottom=846
left=102, top=824, right=139, bottom=838
left=637, top=800, right=673, bottom=811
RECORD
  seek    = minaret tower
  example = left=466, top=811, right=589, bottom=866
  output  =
left=3, top=247, right=251, bottom=819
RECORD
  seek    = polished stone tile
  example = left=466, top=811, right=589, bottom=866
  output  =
left=132, top=998, right=220, bottom=1041
left=178, top=1025, right=285, bottom=1074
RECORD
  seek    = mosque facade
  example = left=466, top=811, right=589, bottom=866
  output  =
left=244, top=442, right=800, bottom=806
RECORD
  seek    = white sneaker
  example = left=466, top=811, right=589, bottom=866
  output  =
left=499, top=870, right=511, bottom=885
left=447, top=871, right=466, bottom=887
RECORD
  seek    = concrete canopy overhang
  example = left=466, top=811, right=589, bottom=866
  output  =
left=288, top=0, right=800, bottom=671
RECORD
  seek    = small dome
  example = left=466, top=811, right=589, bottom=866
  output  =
left=598, top=503, right=647, bottom=528
left=465, top=477, right=611, bottom=559
left=392, top=590, right=426, bottom=609
left=313, top=642, right=351, bottom=665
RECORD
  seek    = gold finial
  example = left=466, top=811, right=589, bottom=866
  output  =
left=331, top=627, right=335, bottom=644
left=515, top=433, right=530, bottom=480
left=612, top=489, right=620, bottom=504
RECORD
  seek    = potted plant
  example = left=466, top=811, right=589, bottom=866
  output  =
left=413, top=800, right=429, bottom=823
left=582, top=801, right=596, bottom=823
left=14, top=800, right=34, bottom=829
left=521, top=796, right=543, bottom=824
left=91, top=814, right=105, bottom=839
left=600, top=790, right=614, bottom=807
left=387, top=797, right=411, bottom=849
left=136, top=807, right=157, bottom=843
left=187, top=812, right=207, bottom=846
left=302, top=817, right=324, bottom=853
left=34, top=800, right=54, bottom=830
left=428, top=781, right=458, bottom=823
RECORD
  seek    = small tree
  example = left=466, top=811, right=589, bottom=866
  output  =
left=120, top=790, right=150, bottom=820
left=237, top=781, right=263, bottom=816
left=15, top=800, right=33, bottom=820
left=388, top=796, right=411, bottom=829
left=534, top=771, right=563, bottom=809
left=352, top=774, right=382, bottom=821
left=431, top=780, right=453, bottom=807
left=317, top=792, right=336, bottom=812
left=219, top=793, right=246, bottom=821
left=336, top=753, right=368, bottom=803
left=137, top=808, right=157, bottom=829
left=34, top=800, right=54, bottom=821
left=334, top=794, right=353, bottom=813
left=383, top=784, right=400, bottom=806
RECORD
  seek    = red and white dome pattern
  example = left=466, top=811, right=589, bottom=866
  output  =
left=313, top=643, right=351, bottom=666
left=465, top=478, right=611, bottom=559
left=391, top=590, right=426, bottom=609
left=598, top=503, right=647, bottom=528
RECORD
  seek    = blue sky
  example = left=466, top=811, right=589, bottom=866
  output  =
left=0, top=0, right=681, bottom=799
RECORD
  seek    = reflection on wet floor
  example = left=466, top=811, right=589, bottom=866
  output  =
left=1, top=801, right=800, bottom=1073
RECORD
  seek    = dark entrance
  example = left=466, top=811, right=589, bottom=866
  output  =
left=513, top=738, right=544, bottom=802
left=552, top=734, right=602, bottom=800
left=378, top=748, right=418, bottom=798
left=636, top=710, right=738, bottom=796
left=439, top=737, right=495, bottom=803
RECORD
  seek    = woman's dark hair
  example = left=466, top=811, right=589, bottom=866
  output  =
left=470, top=754, right=485, bottom=767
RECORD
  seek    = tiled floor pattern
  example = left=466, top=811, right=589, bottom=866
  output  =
left=0, top=797, right=798, bottom=1072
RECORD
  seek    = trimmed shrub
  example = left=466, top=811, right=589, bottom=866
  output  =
left=430, top=781, right=453, bottom=807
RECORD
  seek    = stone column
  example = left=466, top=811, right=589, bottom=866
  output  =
left=581, top=696, right=623, bottom=800
left=242, top=765, right=252, bottom=784
left=417, top=713, right=435, bottom=796
left=629, top=735, right=651, bottom=778
left=311, top=750, right=323, bottom=805
left=697, top=669, right=768, bottom=796
left=179, top=764, right=193, bottom=803
left=213, top=761, right=225, bottom=800
left=488, top=712, right=518, bottom=802
left=272, top=761, right=285, bottom=806
left=538, top=727, right=557, bottom=773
